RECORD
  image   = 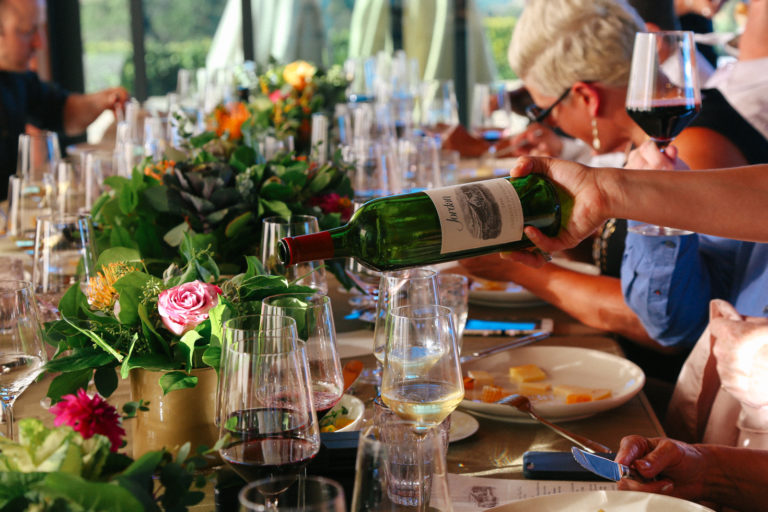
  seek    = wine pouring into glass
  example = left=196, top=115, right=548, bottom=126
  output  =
left=625, top=30, right=701, bottom=236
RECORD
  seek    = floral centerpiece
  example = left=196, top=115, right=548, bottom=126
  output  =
left=91, top=109, right=354, bottom=282
left=0, top=390, right=209, bottom=511
left=44, top=237, right=312, bottom=402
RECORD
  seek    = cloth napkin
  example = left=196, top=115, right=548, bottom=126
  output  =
left=666, top=299, right=768, bottom=446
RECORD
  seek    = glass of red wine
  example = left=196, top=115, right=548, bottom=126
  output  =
left=261, top=293, right=344, bottom=420
left=626, top=30, right=701, bottom=236
left=217, top=315, right=321, bottom=510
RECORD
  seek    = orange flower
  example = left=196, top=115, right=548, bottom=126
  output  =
left=86, top=262, right=139, bottom=310
left=144, top=159, right=176, bottom=181
left=283, top=60, right=316, bottom=91
left=214, top=102, right=250, bottom=140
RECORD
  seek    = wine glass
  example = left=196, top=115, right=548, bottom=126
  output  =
left=436, top=273, right=470, bottom=354
left=372, top=268, right=439, bottom=371
left=14, top=132, right=60, bottom=242
left=420, top=79, right=459, bottom=145
left=261, top=293, right=344, bottom=419
left=260, top=216, right=328, bottom=294
left=0, top=280, right=47, bottom=440
left=380, top=305, right=464, bottom=432
left=217, top=314, right=321, bottom=510
left=471, top=82, right=512, bottom=145
left=625, top=30, right=701, bottom=236
left=240, top=476, right=346, bottom=512
left=32, top=213, right=96, bottom=319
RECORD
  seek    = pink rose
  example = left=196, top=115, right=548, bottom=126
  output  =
left=157, top=281, right=222, bottom=336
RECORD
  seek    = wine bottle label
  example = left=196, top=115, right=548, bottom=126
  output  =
left=424, top=178, right=523, bottom=254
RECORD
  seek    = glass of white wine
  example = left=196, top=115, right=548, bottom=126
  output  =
left=381, top=304, right=464, bottom=432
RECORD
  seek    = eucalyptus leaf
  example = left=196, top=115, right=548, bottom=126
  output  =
left=224, top=211, right=253, bottom=238
left=159, top=371, right=198, bottom=395
left=163, top=221, right=190, bottom=247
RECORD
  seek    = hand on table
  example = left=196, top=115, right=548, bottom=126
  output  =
left=501, top=123, right=563, bottom=158
left=615, top=435, right=708, bottom=501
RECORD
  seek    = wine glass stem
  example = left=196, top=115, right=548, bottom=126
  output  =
left=2, top=402, right=14, bottom=440
left=414, top=429, right=429, bottom=512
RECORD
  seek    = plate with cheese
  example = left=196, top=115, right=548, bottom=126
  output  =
left=459, top=345, right=645, bottom=422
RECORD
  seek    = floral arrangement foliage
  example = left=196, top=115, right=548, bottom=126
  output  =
left=90, top=127, right=354, bottom=280
left=236, top=60, right=348, bottom=145
left=0, top=390, right=209, bottom=511
left=44, top=237, right=312, bottom=402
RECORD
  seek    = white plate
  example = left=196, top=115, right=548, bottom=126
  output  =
left=469, top=279, right=546, bottom=308
left=320, top=394, right=365, bottom=432
left=486, top=490, right=714, bottom=512
left=460, top=346, right=645, bottom=422
left=467, top=258, right=599, bottom=309
left=449, top=410, right=479, bottom=443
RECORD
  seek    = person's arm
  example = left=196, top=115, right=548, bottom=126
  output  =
left=62, top=87, right=128, bottom=136
left=459, top=254, right=668, bottom=350
left=737, top=0, right=768, bottom=61
left=616, top=435, right=768, bottom=512
left=505, top=150, right=768, bottom=262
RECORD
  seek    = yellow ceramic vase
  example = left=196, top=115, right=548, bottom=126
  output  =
left=129, top=367, right=218, bottom=459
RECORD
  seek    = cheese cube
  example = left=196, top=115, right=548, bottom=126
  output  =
left=480, top=385, right=505, bottom=403
left=519, top=381, right=552, bottom=395
left=468, top=370, right=494, bottom=388
left=509, top=364, right=547, bottom=383
left=590, top=388, right=613, bottom=401
left=553, top=384, right=594, bottom=404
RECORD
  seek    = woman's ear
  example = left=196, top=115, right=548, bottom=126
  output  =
left=571, top=81, right=601, bottom=117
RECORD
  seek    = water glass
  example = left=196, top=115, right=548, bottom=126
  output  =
left=32, top=213, right=96, bottom=316
left=350, top=421, right=453, bottom=512
left=260, top=215, right=328, bottom=293
left=240, top=476, right=346, bottom=512
left=437, top=273, right=470, bottom=354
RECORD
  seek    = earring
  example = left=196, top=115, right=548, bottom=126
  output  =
left=591, top=117, right=601, bottom=152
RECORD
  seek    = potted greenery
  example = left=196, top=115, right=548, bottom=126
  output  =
left=44, top=234, right=312, bottom=457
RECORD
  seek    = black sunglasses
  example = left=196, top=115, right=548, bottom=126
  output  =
left=525, top=87, right=571, bottom=124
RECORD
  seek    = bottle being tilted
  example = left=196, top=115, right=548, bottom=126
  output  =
left=279, top=174, right=566, bottom=272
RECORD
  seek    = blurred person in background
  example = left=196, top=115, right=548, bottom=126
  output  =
left=0, top=0, right=127, bottom=199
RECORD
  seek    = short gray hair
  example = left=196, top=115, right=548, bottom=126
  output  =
left=508, top=0, right=645, bottom=97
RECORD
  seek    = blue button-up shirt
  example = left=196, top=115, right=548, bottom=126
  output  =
left=621, top=221, right=768, bottom=348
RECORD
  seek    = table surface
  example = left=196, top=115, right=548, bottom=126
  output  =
left=9, top=271, right=665, bottom=510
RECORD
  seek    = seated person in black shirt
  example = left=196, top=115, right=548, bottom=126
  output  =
left=0, top=0, right=128, bottom=199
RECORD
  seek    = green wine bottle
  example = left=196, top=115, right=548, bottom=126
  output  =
left=279, top=175, right=564, bottom=271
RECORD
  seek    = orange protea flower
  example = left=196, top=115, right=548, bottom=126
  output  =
left=86, top=262, right=139, bottom=310
left=143, top=159, right=176, bottom=181
left=283, top=60, right=316, bottom=91
left=214, top=102, right=250, bottom=140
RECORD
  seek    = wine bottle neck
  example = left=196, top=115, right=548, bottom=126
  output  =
left=279, top=226, right=350, bottom=266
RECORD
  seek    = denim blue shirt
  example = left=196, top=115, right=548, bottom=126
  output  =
left=621, top=221, right=768, bottom=348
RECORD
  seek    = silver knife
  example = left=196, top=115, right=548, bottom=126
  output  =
left=459, top=330, right=550, bottom=364
left=571, top=447, right=631, bottom=481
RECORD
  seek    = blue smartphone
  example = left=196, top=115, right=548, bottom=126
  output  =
left=464, top=318, right=553, bottom=336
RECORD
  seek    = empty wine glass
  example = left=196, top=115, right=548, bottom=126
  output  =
left=625, top=30, right=701, bottom=236
left=14, top=132, right=59, bottom=242
left=471, top=82, right=512, bottom=144
left=261, top=293, right=344, bottom=419
left=217, top=315, right=321, bottom=510
left=420, top=79, right=459, bottom=144
left=0, top=280, right=47, bottom=440
left=240, top=476, right=347, bottom=512
left=32, top=213, right=96, bottom=319
left=260, top=216, right=328, bottom=294
left=436, top=273, right=470, bottom=354
left=372, top=268, right=439, bottom=369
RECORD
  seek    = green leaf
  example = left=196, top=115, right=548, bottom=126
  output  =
left=178, top=330, right=202, bottom=370
left=112, top=272, right=154, bottom=325
left=119, top=333, right=139, bottom=380
left=46, top=369, right=93, bottom=403
left=94, top=366, right=118, bottom=398
left=224, top=211, right=253, bottom=238
left=118, top=184, right=139, bottom=214
left=120, top=353, right=177, bottom=373
left=207, top=302, right=227, bottom=349
left=104, top=175, right=130, bottom=191
left=142, top=184, right=173, bottom=212
left=159, top=371, right=198, bottom=395
left=63, top=318, right=124, bottom=362
left=96, top=247, right=142, bottom=271
left=202, top=346, right=221, bottom=373
left=282, top=169, right=308, bottom=188
left=259, top=198, right=292, bottom=219
left=110, top=225, right=137, bottom=249
left=308, top=167, right=334, bottom=193
left=44, top=349, right=115, bottom=373
left=163, top=221, right=190, bottom=247
left=189, top=131, right=216, bottom=148
left=260, top=181, right=292, bottom=201
left=40, top=472, right=145, bottom=511
left=229, top=145, right=256, bottom=172
left=57, top=283, right=85, bottom=319
left=138, top=302, right=171, bottom=358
